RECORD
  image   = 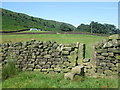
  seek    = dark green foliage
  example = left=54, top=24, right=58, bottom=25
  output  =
left=77, top=24, right=90, bottom=32
left=77, top=21, right=119, bottom=34
left=1, top=8, right=76, bottom=32
left=60, top=23, right=73, bottom=31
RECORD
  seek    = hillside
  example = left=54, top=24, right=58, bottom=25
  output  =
left=1, top=8, right=76, bottom=32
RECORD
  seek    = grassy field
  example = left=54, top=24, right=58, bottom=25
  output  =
left=16, top=30, right=51, bottom=33
left=1, top=34, right=107, bottom=58
left=2, top=71, right=118, bottom=88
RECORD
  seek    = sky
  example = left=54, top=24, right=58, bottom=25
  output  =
left=1, top=2, right=118, bottom=27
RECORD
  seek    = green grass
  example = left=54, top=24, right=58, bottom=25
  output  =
left=1, top=34, right=107, bottom=58
left=2, top=71, right=118, bottom=88
left=2, top=8, right=76, bottom=32
left=16, top=30, right=51, bottom=33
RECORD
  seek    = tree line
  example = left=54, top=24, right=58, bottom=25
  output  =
left=60, top=21, right=119, bottom=35
left=77, top=21, right=119, bottom=34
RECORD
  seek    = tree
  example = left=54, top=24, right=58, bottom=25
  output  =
left=104, top=24, right=117, bottom=34
left=77, top=24, right=90, bottom=32
left=60, top=23, right=72, bottom=31
left=50, top=24, right=55, bottom=28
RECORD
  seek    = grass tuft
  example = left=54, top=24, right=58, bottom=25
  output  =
left=2, top=54, right=19, bottom=80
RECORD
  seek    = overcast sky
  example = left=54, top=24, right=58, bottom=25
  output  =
left=1, top=2, right=118, bottom=27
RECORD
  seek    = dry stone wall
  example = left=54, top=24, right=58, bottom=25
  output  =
left=1, top=34, right=119, bottom=77
left=0, top=40, right=85, bottom=73
left=91, top=34, right=120, bottom=76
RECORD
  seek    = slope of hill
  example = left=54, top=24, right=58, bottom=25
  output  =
left=1, top=8, right=76, bottom=32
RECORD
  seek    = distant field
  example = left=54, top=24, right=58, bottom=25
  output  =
left=0, top=29, right=27, bottom=32
left=1, top=34, right=107, bottom=58
left=16, top=30, right=51, bottom=33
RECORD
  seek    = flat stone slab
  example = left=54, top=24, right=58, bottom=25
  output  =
left=109, top=34, right=120, bottom=39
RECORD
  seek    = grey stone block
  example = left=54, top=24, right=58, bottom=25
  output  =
left=104, top=70, right=113, bottom=76
left=63, top=47, right=72, bottom=51
left=62, top=51, right=70, bottom=55
left=41, top=69, right=47, bottom=72
left=96, top=56, right=105, bottom=60
left=33, top=69, right=41, bottom=72
left=71, top=65, right=84, bottom=74
left=109, top=34, right=120, bottom=39
left=64, top=72, right=74, bottom=80
left=101, top=53, right=108, bottom=56
left=44, top=55, right=51, bottom=59
left=82, top=58, right=90, bottom=63
left=26, top=68, right=33, bottom=71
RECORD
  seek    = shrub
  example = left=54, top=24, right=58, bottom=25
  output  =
left=2, top=54, right=18, bottom=80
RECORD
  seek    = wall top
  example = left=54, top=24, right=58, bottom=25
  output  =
left=109, top=34, right=120, bottom=40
